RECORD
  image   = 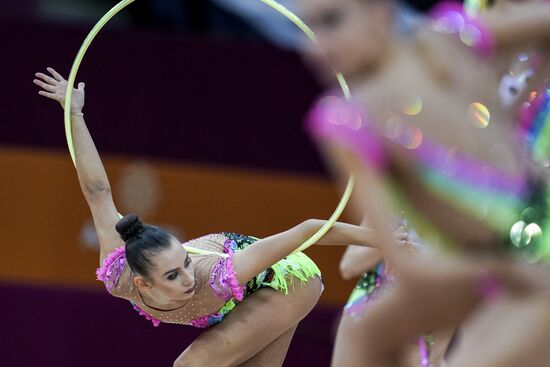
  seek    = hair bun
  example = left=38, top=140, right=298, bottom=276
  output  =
left=116, top=213, right=144, bottom=242
left=401, top=0, right=440, bottom=13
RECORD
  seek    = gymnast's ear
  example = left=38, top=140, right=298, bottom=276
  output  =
left=134, top=276, right=152, bottom=290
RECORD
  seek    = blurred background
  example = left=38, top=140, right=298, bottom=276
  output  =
left=0, top=0, right=438, bottom=365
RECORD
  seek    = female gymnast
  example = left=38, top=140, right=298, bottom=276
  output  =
left=299, top=1, right=455, bottom=365
left=33, top=67, right=391, bottom=367
left=299, top=0, right=550, bottom=365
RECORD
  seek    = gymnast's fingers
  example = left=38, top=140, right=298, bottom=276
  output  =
left=35, top=72, right=57, bottom=85
left=47, top=67, right=64, bottom=82
left=33, top=79, right=56, bottom=92
left=38, top=90, right=58, bottom=100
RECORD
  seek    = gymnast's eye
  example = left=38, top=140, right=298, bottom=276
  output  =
left=167, top=272, right=179, bottom=281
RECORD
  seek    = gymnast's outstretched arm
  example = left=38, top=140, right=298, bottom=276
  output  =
left=338, top=216, right=383, bottom=280
left=34, top=68, right=122, bottom=263
left=232, top=218, right=389, bottom=286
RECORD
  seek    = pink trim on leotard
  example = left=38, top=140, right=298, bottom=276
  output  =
left=306, top=95, right=387, bottom=170
left=189, top=316, right=211, bottom=329
left=307, top=94, right=527, bottom=196
left=96, top=246, right=126, bottom=294
left=132, top=303, right=161, bottom=327
left=188, top=239, right=245, bottom=329
left=96, top=246, right=162, bottom=327
left=209, top=239, right=245, bottom=302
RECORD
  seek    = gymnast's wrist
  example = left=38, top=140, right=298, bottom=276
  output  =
left=71, top=110, right=84, bottom=117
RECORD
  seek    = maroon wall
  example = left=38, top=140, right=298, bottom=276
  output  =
left=1, top=14, right=325, bottom=174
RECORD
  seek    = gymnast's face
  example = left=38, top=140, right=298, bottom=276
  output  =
left=138, top=238, right=196, bottom=303
left=298, top=0, right=393, bottom=82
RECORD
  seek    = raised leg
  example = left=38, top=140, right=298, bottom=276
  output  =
left=173, top=277, right=322, bottom=367
left=238, top=325, right=298, bottom=367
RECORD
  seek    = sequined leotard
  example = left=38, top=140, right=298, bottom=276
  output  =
left=96, top=232, right=321, bottom=328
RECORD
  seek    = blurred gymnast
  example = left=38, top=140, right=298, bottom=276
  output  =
left=299, top=1, right=455, bottom=366
left=33, top=67, right=397, bottom=367
left=299, top=0, right=550, bottom=365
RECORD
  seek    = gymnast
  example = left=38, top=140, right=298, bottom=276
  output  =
left=32, top=66, right=399, bottom=367
left=298, top=1, right=457, bottom=365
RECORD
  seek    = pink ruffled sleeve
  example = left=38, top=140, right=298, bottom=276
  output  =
left=132, top=303, right=161, bottom=327
left=96, top=246, right=126, bottom=294
left=209, top=239, right=245, bottom=302
left=306, top=95, right=387, bottom=171
left=430, top=2, right=495, bottom=57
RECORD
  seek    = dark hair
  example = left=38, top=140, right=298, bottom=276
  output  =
left=362, top=0, right=440, bottom=13
left=116, top=214, right=173, bottom=277
left=401, top=0, right=441, bottom=13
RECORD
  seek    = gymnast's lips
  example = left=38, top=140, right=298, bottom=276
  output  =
left=184, top=284, right=196, bottom=294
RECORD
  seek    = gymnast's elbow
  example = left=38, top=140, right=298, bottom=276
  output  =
left=83, top=180, right=112, bottom=200
left=299, top=219, right=324, bottom=232
left=339, top=260, right=358, bottom=280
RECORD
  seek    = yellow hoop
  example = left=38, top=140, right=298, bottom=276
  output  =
left=64, top=0, right=354, bottom=257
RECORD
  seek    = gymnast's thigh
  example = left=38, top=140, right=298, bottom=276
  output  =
left=238, top=325, right=298, bottom=367
left=175, top=276, right=322, bottom=367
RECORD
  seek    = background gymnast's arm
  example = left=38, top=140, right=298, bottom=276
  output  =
left=339, top=245, right=382, bottom=280
left=481, top=1, right=550, bottom=50
left=34, top=68, right=122, bottom=264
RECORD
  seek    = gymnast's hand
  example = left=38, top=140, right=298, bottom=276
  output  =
left=33, top=67, right=85, bottom=114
